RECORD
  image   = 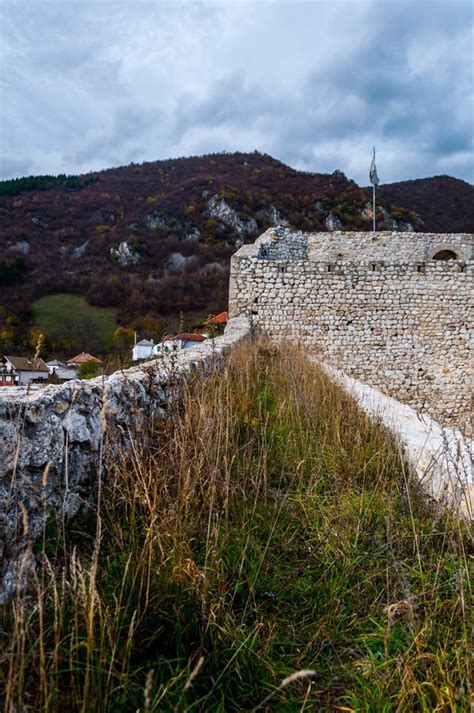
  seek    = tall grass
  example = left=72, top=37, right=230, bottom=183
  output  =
left=1, top=339, right=472, bottom=711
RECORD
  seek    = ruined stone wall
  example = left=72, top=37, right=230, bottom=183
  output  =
left=0, top=316, right=250, bottom=601
left=229, top=229, right=472, bottom=431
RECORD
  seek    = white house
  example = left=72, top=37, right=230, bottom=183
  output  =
left=152, top=338, right=182, bottom=355
left=132, top=334, right=207, bottom=361
left=132, top=339, right=154, bottom=361
left=3, top=356, right=49, bottom=386
left=152, top=333, right=206, bottom=356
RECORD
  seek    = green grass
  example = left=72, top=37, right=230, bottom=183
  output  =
left=33, top=293, right=118, bottom=351
left=1, top=340, right=471, bottom=711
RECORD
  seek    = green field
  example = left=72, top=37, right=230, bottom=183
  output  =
left=33, top=294, right=118, bottom=352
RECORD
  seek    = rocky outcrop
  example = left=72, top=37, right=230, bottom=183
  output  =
left=200, top=261, right=225, bottom=274
left=207, top=195, right=258, bottom=240
left=325, top=212, right=342, bottom=231
left=31, top=216, right=47, bottom=229
left=167, top=252, right=187, bottom=271
left=186, top=227, right=201, bottom=242
left=256, top=204, right=290, bottom=227
left=72, top=240, right=89, bottom=259
left=110, top=241, right=139, bottom=266
left=143, top=210, right=183, bottom=232
left=0, top=316, right=250, bottom=602
left=361, top=202, right=414, bottom=232
left=13, top=241, right=30, bottom=254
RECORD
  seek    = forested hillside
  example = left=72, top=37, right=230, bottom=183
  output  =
left=374, top=175, right=474, bottom=234
left=0, top=151, right=472, bottom=354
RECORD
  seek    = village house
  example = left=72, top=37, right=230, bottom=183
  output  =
left=132, top=333, right=207, bottom=360
left=46, top=360, right=77, bottom=381
left=46, top=359, right=66, bottom=372
left=66, top=352, right=103, bottom=367
left=195, top=311, right=228, bottom=335
left=2, top=356, right=49, bottom=386
left=153, top=333, right=206, bottom=354
left=132, top=339, right=154, bottom=362
left=206, top=311, right=228, bottom=327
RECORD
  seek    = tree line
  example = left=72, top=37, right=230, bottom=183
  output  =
left=0, top=174, right=98, bottom=196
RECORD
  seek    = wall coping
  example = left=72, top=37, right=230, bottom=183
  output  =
left=322, top=361, right=473, bottom=519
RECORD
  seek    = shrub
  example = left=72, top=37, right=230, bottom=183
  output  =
left=77, top=359, right=101, bottom=379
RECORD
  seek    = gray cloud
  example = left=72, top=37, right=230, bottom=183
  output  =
left=0, top=0, right=472, bottom=184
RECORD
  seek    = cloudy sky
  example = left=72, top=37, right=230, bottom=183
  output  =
left=0, top=0, right=472, bottom=184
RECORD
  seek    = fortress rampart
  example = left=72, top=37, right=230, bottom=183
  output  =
left=0, top=316, right=250, bottom=601
left=229, top=229, right=473, bottom=430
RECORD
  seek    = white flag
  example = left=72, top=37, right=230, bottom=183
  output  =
left=369, top=148, right=379, bottom=186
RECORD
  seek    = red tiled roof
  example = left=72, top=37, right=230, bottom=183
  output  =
left=206, top=311, right=228, bottom=325
left=178, top=333, right=206, bottom=342
left=163, top=333, right=206, bottom=343
left=67, top=352, right=103, bottom=365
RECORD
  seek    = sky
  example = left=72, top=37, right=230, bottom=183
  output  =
left=0, top=0, right=472, bottom=185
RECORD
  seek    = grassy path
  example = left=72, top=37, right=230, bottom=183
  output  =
left=1, top=341, right=471, bottom=711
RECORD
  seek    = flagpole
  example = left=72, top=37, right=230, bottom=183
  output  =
left=372, top=147, right=376, bottom=232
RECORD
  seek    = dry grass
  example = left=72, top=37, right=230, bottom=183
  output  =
left=1, top=338, right=472, bottom=711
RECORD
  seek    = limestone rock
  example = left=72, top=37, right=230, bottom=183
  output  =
left=72, top=240, right=89, bottom=259
left=110, top=241, right=139, bottom=266
left=31, top=216, right=47, bottom=229
left=186, top=227, right=201, bottom=242
left=14, top=241, right=30, bottom=254
left=207, top=195, right=258, bottom=238
left=325, top=212, right=342, bottom=231
left=143, top=210, right=182, bottom=232
left=168, top=252, right=186, bottom=271
left=257, top=204, right=290, bottom=227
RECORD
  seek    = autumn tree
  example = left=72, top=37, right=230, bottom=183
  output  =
left=113, top=326, right=134, bottom=352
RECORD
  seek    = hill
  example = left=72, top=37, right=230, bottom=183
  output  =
left=373, top=175, right=474, bottom=233
left=0, top=151, right=472, bottom=354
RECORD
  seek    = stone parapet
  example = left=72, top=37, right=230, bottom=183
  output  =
left=0, top=316, right=250, bottom=602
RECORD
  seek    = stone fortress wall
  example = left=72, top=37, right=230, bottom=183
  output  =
left=0, top=316, right=250, bottom=601
left=229, top=229, right=473, bottom=431
left=1, top=228, right=473, bottom=599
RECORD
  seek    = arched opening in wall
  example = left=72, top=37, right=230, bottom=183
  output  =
left=432, top=249, right=458, bottom=260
